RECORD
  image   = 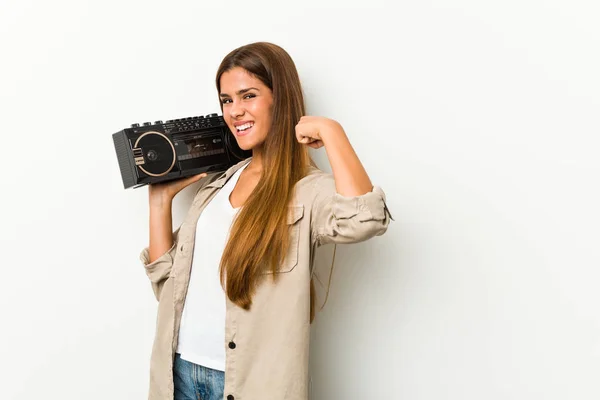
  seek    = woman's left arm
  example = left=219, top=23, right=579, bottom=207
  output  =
left=296, top=116, right=393, bottom=246
left=296, top=116, right=373, bottom=196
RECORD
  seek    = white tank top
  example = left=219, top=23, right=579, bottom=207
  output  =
left=176, top=163, right=247, bottom=371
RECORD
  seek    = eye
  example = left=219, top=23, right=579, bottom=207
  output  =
left=221, top=98, right=232, bottom=105
left=243, top=93, right=256, bottom=100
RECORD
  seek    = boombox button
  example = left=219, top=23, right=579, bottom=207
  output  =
left=131, top=123, right=140, bottom=128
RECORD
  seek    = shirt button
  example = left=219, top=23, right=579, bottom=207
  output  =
left=227, top=395, right=234, bottom=400
left=228, top=341, right=236, bottom=349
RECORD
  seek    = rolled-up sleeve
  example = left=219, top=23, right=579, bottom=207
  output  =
left=311, top=174, right=393, bottom=247
left=139, top=227, right=181, bottom=300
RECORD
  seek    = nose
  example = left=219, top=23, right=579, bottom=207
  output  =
left=229, top=99, right=244, bottom=119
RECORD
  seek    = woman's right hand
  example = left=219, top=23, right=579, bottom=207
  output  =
left=148, top=173, right=208, bottom=207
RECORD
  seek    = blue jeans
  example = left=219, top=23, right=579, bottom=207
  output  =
left=173, top=353, right=225, bottom=400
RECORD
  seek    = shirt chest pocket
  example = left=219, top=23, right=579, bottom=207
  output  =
left=262, top=204, right=304, bottom=274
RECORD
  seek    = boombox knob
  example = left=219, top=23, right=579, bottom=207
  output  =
left=154, top=120, right=163, bottom=125
left=207, top=113, right=218, bottom=118
left=131, top=123, right=140, bottom=128
left=143, top=122, right=152, bottom=126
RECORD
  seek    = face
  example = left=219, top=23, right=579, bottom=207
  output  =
left=219, top=67, right=274, bottom=151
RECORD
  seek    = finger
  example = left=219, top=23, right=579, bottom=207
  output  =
left=190, top=172, right=208, bottom=182
left=299, top=135, right=316, bottom=144
left=294, top=126, right=303, bottom=141
left=180, top=173, right=207, bottom=187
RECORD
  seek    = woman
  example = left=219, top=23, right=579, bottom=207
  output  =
left=140, top=42, right=392, bottom=400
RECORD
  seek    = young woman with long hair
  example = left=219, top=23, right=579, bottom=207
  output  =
left=140, top=41, right=392, bottom=400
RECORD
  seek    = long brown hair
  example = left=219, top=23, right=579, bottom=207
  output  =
left=215, top=42, right=315, bottom=319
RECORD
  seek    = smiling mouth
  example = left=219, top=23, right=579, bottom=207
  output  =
left=236, top=122, right=254, bottom=132
left=235, top=122, right=254, bottom=136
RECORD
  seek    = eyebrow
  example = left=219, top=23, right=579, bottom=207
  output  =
left=219, top=87, right=260, bottom=98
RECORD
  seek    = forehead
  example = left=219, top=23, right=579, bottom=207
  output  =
left=220, top=67, right=267, bottom=92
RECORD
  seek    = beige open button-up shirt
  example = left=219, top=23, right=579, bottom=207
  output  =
left=140, top=158, right=392, bottom=400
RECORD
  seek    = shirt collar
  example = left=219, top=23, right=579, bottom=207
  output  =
left=206, top=157, right=252, bottom=189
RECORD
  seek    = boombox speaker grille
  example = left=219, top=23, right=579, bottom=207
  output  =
left=133, top=131, right=176, bottom=177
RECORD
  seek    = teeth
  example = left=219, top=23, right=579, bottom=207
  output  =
left=236, top=122, right=254, bottom=131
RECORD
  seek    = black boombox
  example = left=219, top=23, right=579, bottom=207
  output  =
left=112, top=113, right=251, bottom=189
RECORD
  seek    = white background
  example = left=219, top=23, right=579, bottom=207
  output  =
left=1, top=1, right=599, bottom=399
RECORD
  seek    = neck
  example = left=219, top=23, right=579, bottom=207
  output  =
left=247, top=146, right=264, bottom=173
